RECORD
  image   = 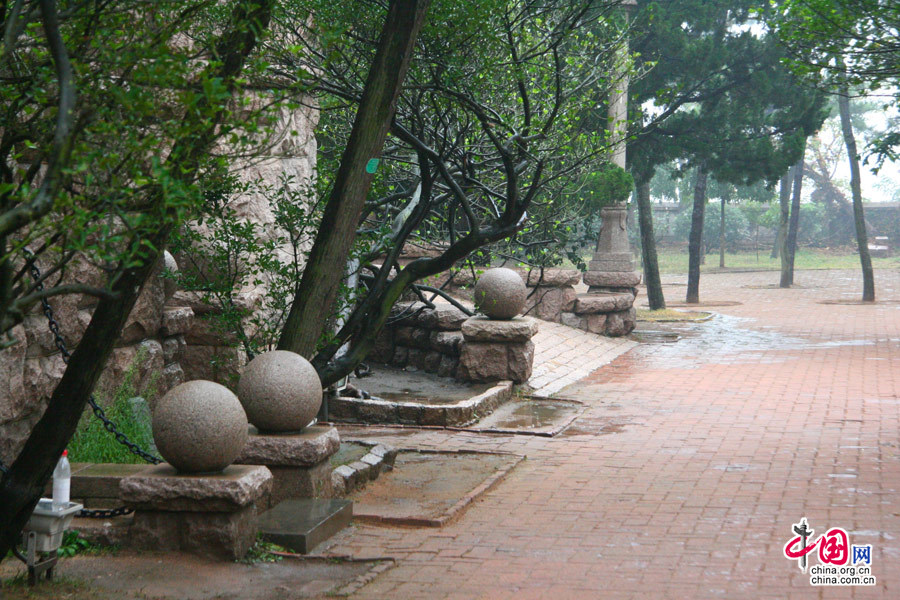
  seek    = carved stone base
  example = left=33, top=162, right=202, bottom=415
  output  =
left=120, top=464, right=272, bottom=560
left=234, top=425, right=341, bottom=507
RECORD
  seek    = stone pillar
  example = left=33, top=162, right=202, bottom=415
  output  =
left=578, top=0, right=639, bottom=337
left=456, top=316, right=538, bottom=384
left=120, top=464, right=272, bottom=560
left=234, top=424, right=341, bottom=507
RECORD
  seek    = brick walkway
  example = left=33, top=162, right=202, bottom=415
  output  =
left=325, top=269, right=900, bottom=599
left=528, top=319, right=635, bottom=397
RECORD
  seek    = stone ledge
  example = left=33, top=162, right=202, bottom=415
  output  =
left=583, top=270, right=642, bottom=288
left=331, top=443, right=399, bottom=496
left=461, top=316, right=539, bottom=342
left=573, top=292, right=635, bottom=314
left=235, top=425, right=340, bottom=467
left=120, top=464, right=272, bottom=512
left=524, top=269, right=581, bottom=287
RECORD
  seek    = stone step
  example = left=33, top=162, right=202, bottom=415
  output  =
left=258, top=498, right=353, bottom=554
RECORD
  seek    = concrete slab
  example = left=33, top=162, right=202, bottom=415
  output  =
left=258, top=498, right=353, bottom=553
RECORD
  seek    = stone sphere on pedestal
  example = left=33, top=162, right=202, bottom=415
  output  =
left=237, top=350, right=322, bottom=432
left=474, top=268, right=527, bottom=320
left=152, top=380, right=249, bottom=473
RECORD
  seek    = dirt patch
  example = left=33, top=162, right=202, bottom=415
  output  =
left=350, top=451, right=522, bottom=527
left=2, top=552, right=388, bottom=600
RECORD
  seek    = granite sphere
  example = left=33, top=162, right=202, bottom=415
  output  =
left=237, top=350, right=322, bottom=432
left=474, top=268, right=527, bottom=319
left=152, top=380, right=248, bottom=473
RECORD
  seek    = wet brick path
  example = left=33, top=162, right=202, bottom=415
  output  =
left=325, top=269, right=900, bottom=599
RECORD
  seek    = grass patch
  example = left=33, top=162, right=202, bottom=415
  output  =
left=652, top=248, right=898, bottom=274
left=636, top=308, right=712, bottom=322
left=68, top=350, right=156, bottom=465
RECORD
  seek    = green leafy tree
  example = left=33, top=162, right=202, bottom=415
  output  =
left=627, top=0, right=827, bottom=304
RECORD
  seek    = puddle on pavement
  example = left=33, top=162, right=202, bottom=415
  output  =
left=630, top=330, right=681, bottom=343
left=329, top=442, right=369, bottom=468
left=469, top=398, right=583, bottom=434
left=558, top=418, right=633, bottom=437
left=616, top=314, right=887, bottom=371
left=350, top=451, right=521, bottom=525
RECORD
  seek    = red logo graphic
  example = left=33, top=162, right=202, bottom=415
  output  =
left=784, top=519, right=851, bottom=571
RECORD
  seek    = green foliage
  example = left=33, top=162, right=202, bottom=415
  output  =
left=56, top=531, right=115, bottom=558
left=239, top=536, right=288, bottom=564
left=168, top=174, right=320, bottom=357
left=769, top=0, right=900, bottom=168
left=583, top=165, right=635, bottom=209
left=759, top=202, right=829, bottom=246
left=672, top=202, right=750, bottom=252
left=628, top=0, right=828, bottom=187
left=68, top=352, right=156, bottom=465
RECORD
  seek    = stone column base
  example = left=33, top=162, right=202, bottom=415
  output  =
left=456, top=317, right=538, bottom=383
left=234, top=425, right=341, bottom=508
left=120, top=464, right=272, bottom=560
left=559, top=290, right=638, bottom=337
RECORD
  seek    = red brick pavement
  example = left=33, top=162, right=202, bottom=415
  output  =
left=325, top=269, right=900, bottom=599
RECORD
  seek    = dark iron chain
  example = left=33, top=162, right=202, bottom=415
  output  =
left=23, top=250, right=162, bottom=517
left=76, top=506, right=135, bottom=519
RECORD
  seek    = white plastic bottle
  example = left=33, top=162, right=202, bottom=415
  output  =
left=52, top=450, right=70, bottom=511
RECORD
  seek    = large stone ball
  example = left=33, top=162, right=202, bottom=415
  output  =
left=152, top=380, right=248, bottom=473
left=237, top=350, right=322, bottom=432
left=474, top=268, right=527, bottom=319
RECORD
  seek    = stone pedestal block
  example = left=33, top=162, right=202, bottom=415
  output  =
left=582, top=270, right=642, bottom=288
left=461, top=316, right=539, bottom=342
left=457, top=316, right=537, bottom=384
left=524, top=269, right=581, bottom=287
left=234, top=425, right=341, bottom=508
left=457, top=340, right=535, bottom=384
left=573, top=292, right=634, bottom=314
left=120, top=464, right=272, bottom=560
left=523, top=287, right=577, bottom=321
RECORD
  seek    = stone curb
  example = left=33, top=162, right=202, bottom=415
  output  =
left=327, top=381, right=513, bottom=427
left=331, top=443, right=399, bottom=496
left=332, top=559, right=398, bottom=596
left=351, top=449, right=525, bottom=528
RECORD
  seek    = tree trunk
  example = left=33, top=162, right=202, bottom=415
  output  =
left=838, top=91, right=875, bottom=301
left=771, top=172, right=791, bottom=258
left=636, top=179, right=665, bottom=309
left=719, top=196, right=725, bottom=268
left=686, top=167, right=708, bottom=304
left=780, top=147, right=805, bottom=288
left=278, top=0, right=430, bottom=358
left=0, top=0, right=274, bottom=560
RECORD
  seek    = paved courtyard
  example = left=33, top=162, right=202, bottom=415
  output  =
left=325, top=269, right=900, bottom=599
